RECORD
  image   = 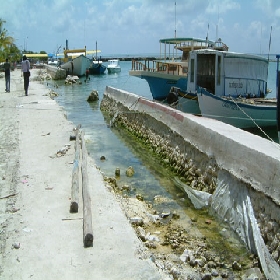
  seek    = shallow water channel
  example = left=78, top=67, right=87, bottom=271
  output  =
left=48, top=69, right=254, bottom=268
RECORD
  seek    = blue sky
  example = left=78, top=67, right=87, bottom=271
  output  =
left=1, top=0, right=280, bottom=56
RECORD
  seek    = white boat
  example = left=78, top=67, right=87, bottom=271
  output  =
left=129, top=37, right=228, bottom=100
left=61, top=54, right=91, bottom=76
left=107, top=59, right=121, bottom=74
left=197, top=88, right=276, bottom=128
left=187, top=49, right=276, bottom=129
left=48, top=58, right=59, bottom=66
left=60, top=47, right=92, bottom=76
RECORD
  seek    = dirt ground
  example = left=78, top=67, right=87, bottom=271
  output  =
left=0, top=69, right=171, bottom=280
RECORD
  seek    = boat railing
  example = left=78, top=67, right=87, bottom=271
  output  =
left=131, top=59, right=187, bottom=76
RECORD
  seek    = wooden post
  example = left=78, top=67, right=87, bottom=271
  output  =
left=70, top=128, right=80, bottom=213
left=81, top=131, right=93, bottom=247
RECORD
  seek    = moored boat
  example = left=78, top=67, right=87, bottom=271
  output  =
left=107, top=59, right=121, bottom=74
left=188, top=49, right=276, bottom=129
left=197, top=88, right=276, bottom=128
left=166, top=86, right=201, bottom=115
left=89, top=60, right=106, bottom=75
left=129, top=37, right=228, bottom=100
left=60, top=48, right=92, bottom=76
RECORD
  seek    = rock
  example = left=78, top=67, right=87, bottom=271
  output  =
left=170, top=267, right=180, bottom=279
left=161, top=208, right=171, bottom=218
left=115, top=167, right=120, bottom=176
left=146, top=233, right=160, bottom=242
left=207, top=260, right=216, bottom=268
left=146, top=242, right=157, bottom=249
left=130, top=216, right=143, bottom=226
left=147, top=214, right=161, bottom=223
left=121, top=184, right=130, bottom=191
left=172, top=211, right=180, bottom=219
left=180, top=249, right=194, bottom=262
left=211, top=269, right=219, bottom=277
left=87, top=90, right=99, bottom=102
left=136, top=193, right=143, bottom=201
left=136, top=226, right=146, bottom=241
left=126, top=166, right=135, bottom=177
left=201, top=273, right=211, bottom=280
left=241, top=267, right=263, bottom=279
left=12, top=242, right=20, bottom=249
left=65, top=75, right=79, bottom=84
left=232, top=260, right=242, bottom=271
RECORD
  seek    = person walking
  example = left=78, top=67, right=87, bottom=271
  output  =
left=21, top=55, right=30, bottom=96
left=4, top=58, right=10, bottom=92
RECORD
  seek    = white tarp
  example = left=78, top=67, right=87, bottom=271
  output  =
left=210, top=170, right=280, bottom=279
left=224, top=56, right=268, bottom=81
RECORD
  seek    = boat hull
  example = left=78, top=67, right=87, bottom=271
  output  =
left=61, top=55, right=91, bottom=76
left=166, top=87, right=200, bottom=114
left=129, top=70, right=188, bottom=100
left=107, top=67, right=121, bottom=74
left=197, top=88, right=277, bottom=129
left=89, top=63, right=106, bottom=75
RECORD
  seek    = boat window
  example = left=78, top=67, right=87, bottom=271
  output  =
left=190, top=59, right=194, bottom=82
left=196, top=54, right=215, bottom=93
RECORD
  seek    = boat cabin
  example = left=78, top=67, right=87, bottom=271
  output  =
left=187, top=49, right=268, bottom=98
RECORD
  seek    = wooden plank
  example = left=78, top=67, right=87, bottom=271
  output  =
left=70, top=159, right=79, bottom=213
left=70, top=128, right=81, bottom=213
left=81, top=131, right=93, bottom=247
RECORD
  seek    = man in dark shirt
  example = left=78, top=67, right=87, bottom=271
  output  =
left=4, top=58, right=10, bottom=92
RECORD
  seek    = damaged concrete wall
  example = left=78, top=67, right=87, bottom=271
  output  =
left=101, top=86, right=280, bottom=276
left=44, top=65, right=66, bottom=80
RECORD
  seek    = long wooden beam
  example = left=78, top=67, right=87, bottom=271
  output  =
left=81, top=130, right=93, bottom=247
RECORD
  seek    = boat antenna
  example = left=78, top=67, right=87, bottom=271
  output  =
left=96, top=41, right=97, bottom=60
left=174, top=1, right=177, bottom=39
left=268, top=25, right=272, bottom=61
left=206, top=23, right=209, bottom=45
left=174, top=2, right=177, bottom=59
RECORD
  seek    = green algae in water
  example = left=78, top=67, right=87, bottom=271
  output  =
left=105, top=120, right=255, bottom=267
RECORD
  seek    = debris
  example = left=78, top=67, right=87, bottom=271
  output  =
left=0, top=192, right=18, bottom=199
left=12, top=243, right=20, bottom=249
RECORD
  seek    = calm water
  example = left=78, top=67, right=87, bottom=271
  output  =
left=45, top=60, right=278, bottom=258
left=48, top=59, right=279, bottom=200
left=51, top=60, right=175, bottom=203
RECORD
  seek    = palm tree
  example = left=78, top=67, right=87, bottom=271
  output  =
left=0, top=18, right=15, bottom=61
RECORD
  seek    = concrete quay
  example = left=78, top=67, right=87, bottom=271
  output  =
left=102, top=86, right=280, bottom=279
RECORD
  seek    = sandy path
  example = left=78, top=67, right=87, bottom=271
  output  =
left=0, top=69, right=167, bottom=280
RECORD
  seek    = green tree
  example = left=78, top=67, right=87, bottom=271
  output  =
left=0, top=18, right=21, bottom=62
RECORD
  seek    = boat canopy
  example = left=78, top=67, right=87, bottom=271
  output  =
left=23, top=53, right=48, bottom=58
left=159, top=37, right=214, bottom=45
left=158, top=37, right=228, bottom=61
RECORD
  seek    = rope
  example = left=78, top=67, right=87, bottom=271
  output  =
left=228, top=96, right=277, bottom=143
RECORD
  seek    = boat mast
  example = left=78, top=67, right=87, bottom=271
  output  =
left=268, top=26, right=272, bottom=61
left=96, top=41, right=97, bottom=60
left=174, top=1, right=177, bottom=60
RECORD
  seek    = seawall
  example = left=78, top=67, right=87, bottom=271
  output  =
left=101, top=86, right=280, bottom=278
left=44, top=65, right=66, bottom=80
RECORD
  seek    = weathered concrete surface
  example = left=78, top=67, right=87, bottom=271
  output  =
left=45, top=64, right=66, bottom=80
left=102, top=86, right=280, bottom=278
left=0, top=71, right=169, bottom=280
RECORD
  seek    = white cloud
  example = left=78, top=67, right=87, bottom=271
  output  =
left=0, top=0, right=280, bottom=54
